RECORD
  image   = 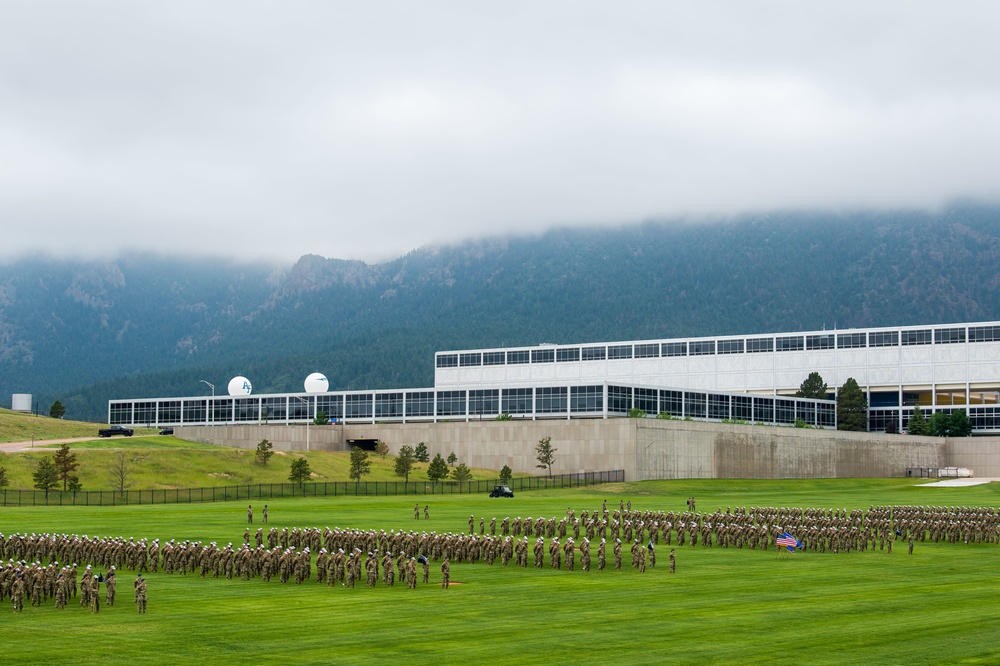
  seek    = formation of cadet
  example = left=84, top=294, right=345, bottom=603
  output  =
left=3, top=502, right=997, bottom=613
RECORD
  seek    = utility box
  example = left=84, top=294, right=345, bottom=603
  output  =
left=12, top=394, right=31, bottom=412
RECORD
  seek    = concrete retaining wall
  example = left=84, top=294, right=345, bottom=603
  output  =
left=635, top=420, right=943, bottom=480
left=177, top=424, right=347, bottom=453
left=176, top=419, right=997, bottom=480
left=945, top=437, right=1000, bottom=477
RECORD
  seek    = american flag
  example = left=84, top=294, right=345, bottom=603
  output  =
left=776, top=532, right=802, bottom=551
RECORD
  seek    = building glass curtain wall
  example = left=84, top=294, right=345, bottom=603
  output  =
left=108, top=320, right=1000, bottom=434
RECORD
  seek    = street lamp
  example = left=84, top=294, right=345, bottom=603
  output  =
left=294, top=396, right=311, bottom=452
left=200, top=380, right=215, bottom=425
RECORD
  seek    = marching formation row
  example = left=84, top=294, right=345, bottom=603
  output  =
left=4, top=502, right=997, bottom=611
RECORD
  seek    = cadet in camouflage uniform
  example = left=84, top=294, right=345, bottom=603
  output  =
left=441, top=555, right=450, bottom=589
left=134, top=574, right=147, bottom=614
left=669, top=548, right=676, bottom=573
left=105, top=567, right=116, bottom=606
left=247, top=504, right=253, bottom=524
left=406, top=557, right=417, bottom=589
left=89, top=575, right=100, bottom=614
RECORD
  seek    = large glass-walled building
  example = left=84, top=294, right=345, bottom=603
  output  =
left=107, top=320, right=1000, bottom=433
left=108, top=382, right=836, bottom=429
left=434, top=321, right=1000, bottom=434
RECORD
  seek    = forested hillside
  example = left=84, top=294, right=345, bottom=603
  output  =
left=3, top=203, right=1000, bottom=421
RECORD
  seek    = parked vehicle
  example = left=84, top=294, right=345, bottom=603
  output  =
left=98, top=425, right=134, bottom=437
left=489, top=485, right=514, bottom=498
left=158, top=427, right=174, bottom=436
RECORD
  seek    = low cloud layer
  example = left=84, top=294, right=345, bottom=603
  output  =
left=2, top=2, right=999, bottom=263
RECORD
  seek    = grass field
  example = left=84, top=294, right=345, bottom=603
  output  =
left=2, top=478, right=999, bottom=665
left=0, top=408, right=510, bottom=490
left=0, top=407, right=159, bottom=442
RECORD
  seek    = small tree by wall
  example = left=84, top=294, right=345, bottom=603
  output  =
left=414, top=442, right=429, bottom=463
left=535, top=436, right=557, bottom=478
left=450, top=463, right=472, bottom=482
left=289, top=457, right=312, bottom=487
left=255, top=439, right=274, bottom=466
left=349, top=446, right=372, bottom=489
left=426, top=453, right=449, bottom=483
left=394, top=445, right=416, bottom=483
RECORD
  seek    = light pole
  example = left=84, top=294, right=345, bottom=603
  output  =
left=200, top=380, right=215, bottom=425
left=294, top=396, right=310, bottom=452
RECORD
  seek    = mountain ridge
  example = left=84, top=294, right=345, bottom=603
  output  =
left=3, top=203, right=1000, bottom=421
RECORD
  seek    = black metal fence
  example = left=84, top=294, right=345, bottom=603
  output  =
left=0, top=470, right=625, bottom=507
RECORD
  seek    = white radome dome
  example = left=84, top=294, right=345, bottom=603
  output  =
left=304, top=372, right=329, bottom=394
left=227, top=376, right=253, bottom=396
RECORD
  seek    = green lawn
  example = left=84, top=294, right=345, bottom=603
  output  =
left=2, top=478, right=999, bottom=664
left=0, top=407, right=159, bottom=442
left=0, top=439, right=509, bottom=491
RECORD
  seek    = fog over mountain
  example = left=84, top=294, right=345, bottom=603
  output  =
left=3, top=204, right=1000, bottom=421
left=3, top=4, right=1000, bottom=262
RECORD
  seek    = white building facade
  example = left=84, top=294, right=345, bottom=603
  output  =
left=108, top=321, right=1000, bottom=434
left=434, top=321, right=1000, bottom=434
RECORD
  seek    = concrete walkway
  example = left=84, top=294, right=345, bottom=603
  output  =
left=0, top=437, right=99, bottom=452
left=919, top=478, right=996, bottom=487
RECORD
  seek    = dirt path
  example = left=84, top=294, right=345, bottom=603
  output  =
left=0, top=437, right=99, bottom=452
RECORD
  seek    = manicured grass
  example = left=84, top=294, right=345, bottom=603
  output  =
left=1, top=478, right=999, bottom=665
left=0, top=407, right=158, bottom=442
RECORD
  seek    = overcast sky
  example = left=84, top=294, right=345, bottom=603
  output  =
left=2, top=2, right=999, bottom=264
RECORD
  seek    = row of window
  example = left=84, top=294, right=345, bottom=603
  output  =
left=436, top=325, right=1000, bottom=368
left=109, top=388, right=835, bottom=427
left=868, top=406, right=1000, bottom=432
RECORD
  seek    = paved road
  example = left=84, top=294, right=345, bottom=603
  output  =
left=0, top=437, right=100, bottom=453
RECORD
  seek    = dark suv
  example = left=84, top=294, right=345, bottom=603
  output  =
left=489, top=485, right=514, bottom=498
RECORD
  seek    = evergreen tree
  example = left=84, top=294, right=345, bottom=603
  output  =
left=796, top=372, right=829, bottom=399
left=255, top=439, right=274, bottom=466
left=33, top=456, right=59, bottom=498
left=836, top=378, right=868, bottom=431
left=53, top=443, right=79, bottom=491
left=67, top=476, right=83, bottom=495
left=349, top=446, right=371, bottom=488
left=948, top=409, right=973, bottom=437
left=447, top=451, right=458, bottom=466
left=414, top=442, right=429, bottom=463
left=376, top=440, right=390, bottom=459
left=450, top=463, right=473, bottom=482
left=0, top=463, right=9, bottom=489
left=394, top=445, right=416, bottom=483
left=906, top=406, right=929, bottom=435
left=928, top=411, right=951, bottom=437
left=499, top=464, right=512, bottom=482
left=288, top=457, right=312, bottom=487
left=535, top=436, right=557, bottom=477
left=426, top=453, right=449, bottom=483
left=313, top=410, right=330, bottom=426
left=49, top=400, right=66, bottom=419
